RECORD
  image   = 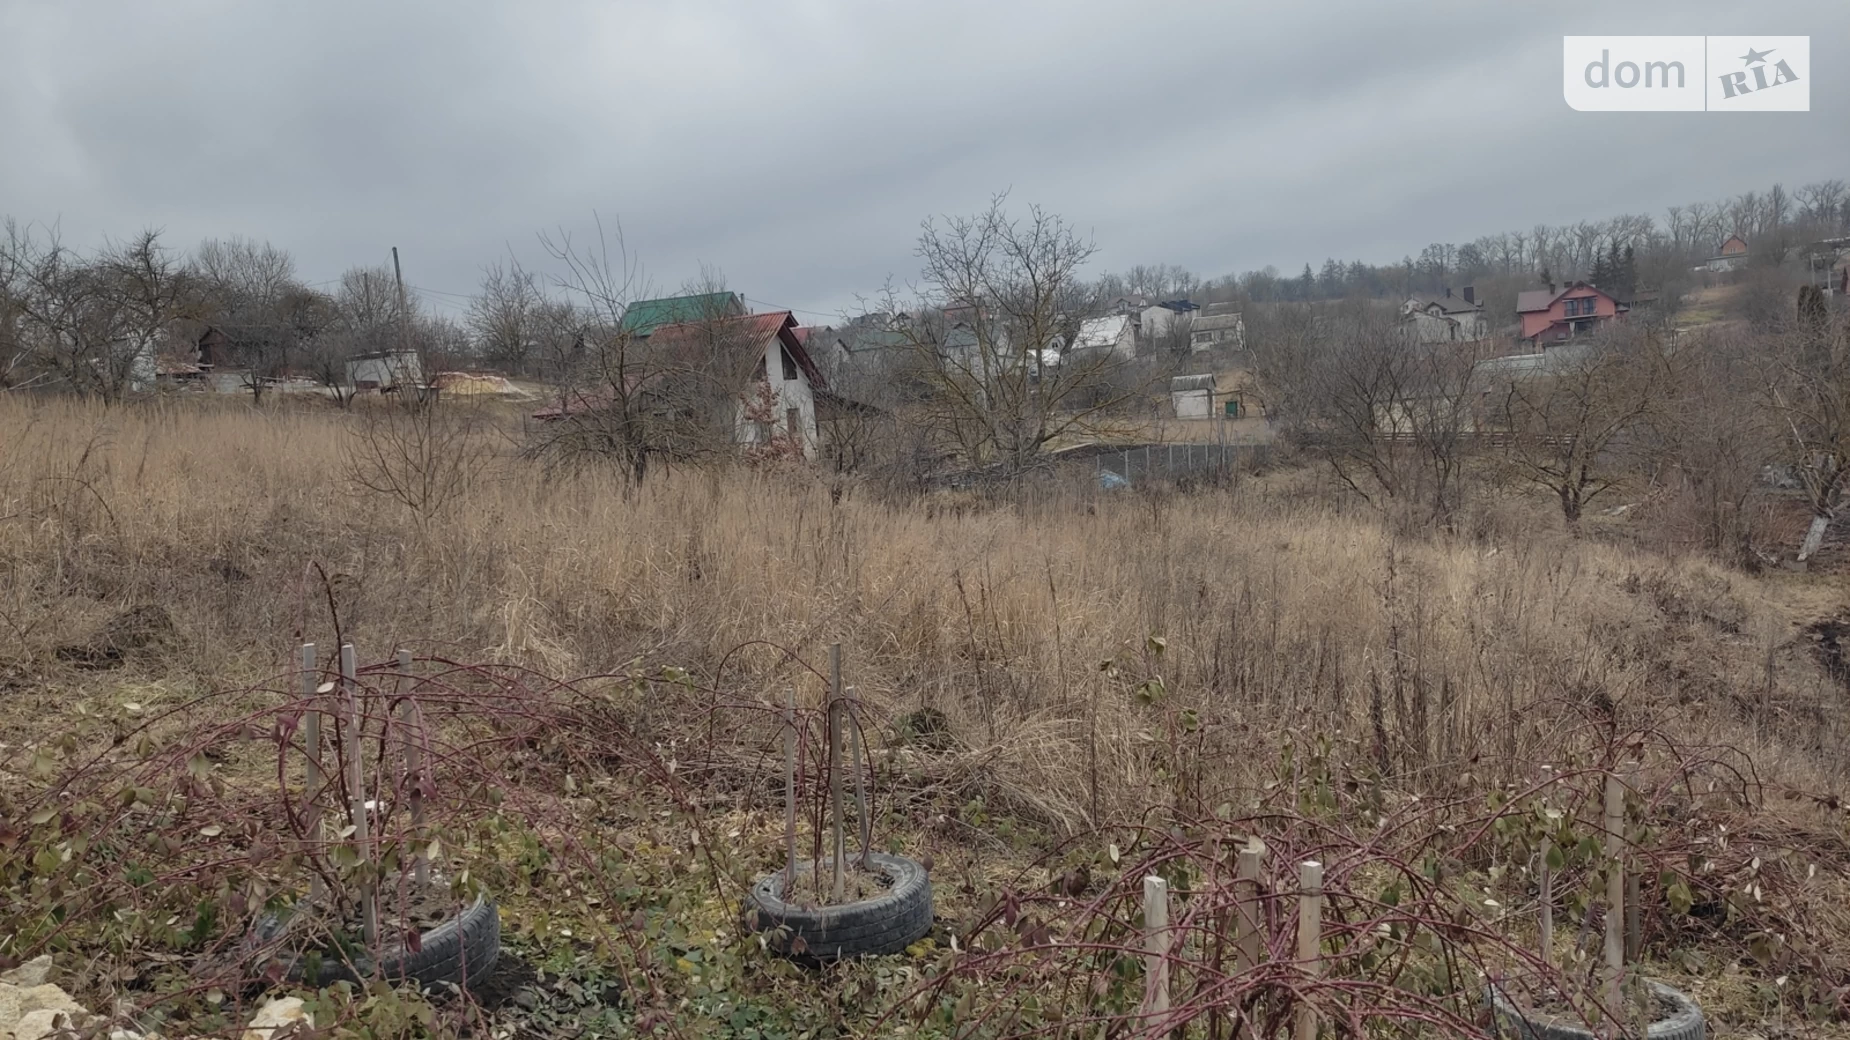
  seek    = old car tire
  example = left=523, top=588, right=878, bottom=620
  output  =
left=743, top=852, right=932, bottom=960
left=1487, top=980, right=1704, bottom=1040
left=250, top=892, right=501, bottom=990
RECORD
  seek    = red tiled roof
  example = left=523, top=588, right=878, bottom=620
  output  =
left=531, top=311, right=827, bottom=421
left=1516, top=282, right=1622, bottom=313
left=648, top=311, right=827, bottom=389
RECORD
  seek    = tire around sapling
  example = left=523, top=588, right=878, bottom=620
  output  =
left=743, top=852, right=932, bottom=960
left=1485, top=979, right=1705, bottom=1040
left=249, top=890, right=501, bottom=990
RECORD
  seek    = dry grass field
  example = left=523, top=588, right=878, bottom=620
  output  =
left=4, top=394, right=1850, bottom=1037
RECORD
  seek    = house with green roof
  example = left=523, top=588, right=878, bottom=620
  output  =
left=618, top=292, right=747, bottom=337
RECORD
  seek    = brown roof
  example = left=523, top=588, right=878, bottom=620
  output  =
left=1516, top=282, right=1623, bottom=313
left=1514, top=290, right=1556, bottom=313
left=1407, top=292, right=1482, bottom=315
left=1192, top=312, right=1244, bottom=333
left=649, top=310, right=826, bottom=388
left=531, top=311, right=826, bottom=421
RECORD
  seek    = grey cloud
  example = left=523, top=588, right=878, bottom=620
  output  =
left=2, top=0, right=1845, bottom=319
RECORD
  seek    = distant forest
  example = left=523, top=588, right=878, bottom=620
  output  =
left=1097, top=178, right=1850, bottom=324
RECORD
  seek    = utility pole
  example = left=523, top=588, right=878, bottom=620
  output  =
left=391, top=247, right=415, bottom=395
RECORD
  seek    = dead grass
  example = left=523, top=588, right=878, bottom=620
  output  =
left=9, top=394, right=1850, bottom=1033
left=3, top=395, right=1845, bottom=818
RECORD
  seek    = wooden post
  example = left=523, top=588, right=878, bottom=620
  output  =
left=783, top=687, right=798, bottom=892
left=1296, top=861, right=1323, bottom=1040
left=846, top=685, right=872, bottom=868
left=1538, top=766, right=1554, bottom=968
left=340, top=643, right=378, bottom=947
left=829, top=643, right=845, bottom=903
left=1234, top=840, right=1265, bottom=972
left=395, top=648, right=427, bottom=887
left=1603, top=771, right=1625, bottom=1018
left=1625, top=873, right=1642, bottom=962
left=1143, top=875, right=1171, bottom=1024
left=300, top=643, right=324, bottom=902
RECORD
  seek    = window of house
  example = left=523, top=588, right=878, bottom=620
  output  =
left=753, top=355, right=767, bottom=381
left=754, top=421, right=772, bottom=442
left=785, top=407, right=801, bottom=439
left=781, top=347, right=798, bottom=382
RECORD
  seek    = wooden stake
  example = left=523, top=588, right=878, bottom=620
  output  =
left=395, top=648, right=427, bottom=887
left=1235, top=840, right=1265, bottom=973
left=1603, top=771, right=1625, bottom=1018
left=1625, top=872, right=1642, bottom=963
left=847, top=685, right=871, bottom=868
left=1144, top=875, right=1171, bottom=1024
left=1296, top=861, right=1324, bottom=1040
left=783, top=687, right=798, bottom=892
left=341, top=643, right=378, bottom=947
left=300, top=643, right=324, bottom=902
left=1538, top=766, right=1554, bottom=968
left=829, top=643, right=845, bottom=903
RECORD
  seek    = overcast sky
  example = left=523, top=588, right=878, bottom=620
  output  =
left=2, top=0, right=1846, bottom=323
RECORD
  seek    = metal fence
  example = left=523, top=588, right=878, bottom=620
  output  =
left=1087, top=442, right=1269, bottom=484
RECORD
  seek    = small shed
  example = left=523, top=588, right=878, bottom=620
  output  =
left=1170, top=373, right=1216, bottom=419
left=345, top=350, right=423, bottom=391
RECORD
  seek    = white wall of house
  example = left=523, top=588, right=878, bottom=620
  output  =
left=1189, top=317, right=1243, bottom=352
left=733, top=341, right=818, bottom=459
left=1404, top=309, right=1457, bottom=343
left=1075, top=315, right=1136, bottom=358
left=1172, top=387, right=1214, bottom=419
left=1141, top=305, right=1175, bottom=339
left=345, top=352, right=423, bottom=388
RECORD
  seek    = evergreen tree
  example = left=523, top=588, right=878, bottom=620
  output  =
left=1590, top=244, right=1612, bottom=288
left=1620, top=244, right=1637, bottom=297
left=1298, top=263, right=1315, bottom=300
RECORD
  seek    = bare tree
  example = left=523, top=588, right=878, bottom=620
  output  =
left=191, top=236, right=305, bottom=401
left=468, top=258, right=547, bottom=375
left=0, top=221, right=42, bottom=390
left=524, top=217, right=772, bottom=483
left=882, top=194, right=1154, bottom=480
left=344, top=394, right=493, bottom=528
left=299, top=265, right=416, bottom=406
left=1249, top=302, right=1485, bottom=525
left=1640, top=329, right=1778, bottom=565
left=1492, top=328, right=1661, bottom=527
left=1764, top=303, right=1850, bottom=562
left=0, top=223, right=188, bottom=403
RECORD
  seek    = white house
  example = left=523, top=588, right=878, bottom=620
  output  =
left=1170, top=373, right=1216, bottom=419
left=1139, top=300, right=1199, bottom=341
left=345, top=350, right=423, bottom=390
left=708, top=312, right=824, bottom=458
left=1072, top=314, right=1136, bottom=358
left=533, top=310, right=827, bottom=460
left=1399, top=290, right=1489, bottom=344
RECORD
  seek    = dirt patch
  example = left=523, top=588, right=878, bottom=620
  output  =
left=777, top=861, right=897, bottom=908
left=54, top=604, right=175, bottom=669
left=1806, top=615, right=1850, bottom=691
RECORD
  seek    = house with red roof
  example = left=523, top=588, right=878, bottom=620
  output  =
left=1705, top=235, right=1750, bottom=273
left=533, top=310, right=827, bottom=460
left=1516, top=281, right=1629, bottom=346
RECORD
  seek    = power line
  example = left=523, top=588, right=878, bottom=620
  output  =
left=742, top=295, right=845, bottom=322
left=408, top=283, right=475, bottom=300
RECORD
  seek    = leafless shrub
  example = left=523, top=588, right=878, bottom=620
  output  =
left=343, top=398, right=493, bottom=526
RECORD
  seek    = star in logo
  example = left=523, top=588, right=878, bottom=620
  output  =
left=1740, top=46, right=1774, bottom=65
